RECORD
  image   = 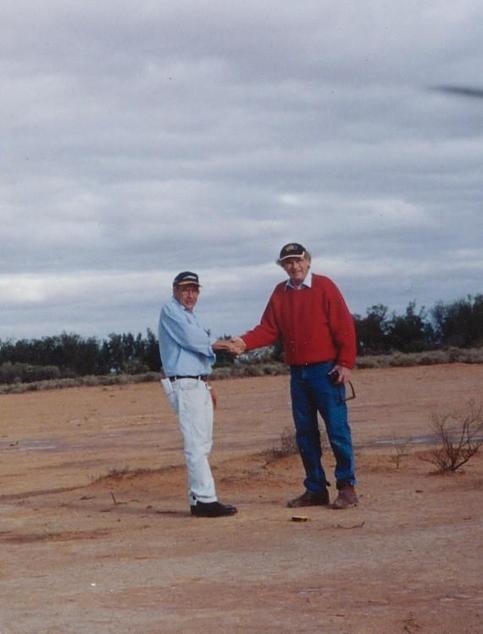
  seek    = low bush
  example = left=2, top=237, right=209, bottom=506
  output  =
left=354, top=347, right=483, bottom=370
left=420, top=400, right=483, bottom=473
left=0, top=362, right=62, bottom=384
left=1, top=347, right=481, bottom=393
left=0, top=371, right=160, bottom=394
left=267, top=426, right=298, bottom=460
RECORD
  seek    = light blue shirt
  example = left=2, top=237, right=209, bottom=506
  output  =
left=158, top=296, right=216, bottom=377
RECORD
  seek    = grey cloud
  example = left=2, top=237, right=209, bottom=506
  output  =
left=1, top=1, right=482, bottom=340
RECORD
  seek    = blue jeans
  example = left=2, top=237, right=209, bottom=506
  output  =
left=290, top=361, right=356, bottom=492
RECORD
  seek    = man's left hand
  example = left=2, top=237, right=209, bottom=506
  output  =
left=332, top=365, right=352, bottom=384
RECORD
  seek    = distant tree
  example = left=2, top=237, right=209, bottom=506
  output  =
left=385, top=301, right=434, bottom=352
left=106, top=333, right=124, bottom=373
left=143, top=328, right=161, bottom=371
left=122, top=332, right=136, bottom=360
left=1, top=290, right=481, bottom=384
left=354, top=304, right=390, bottom=354
left=432, top=294, right=483, bottom=348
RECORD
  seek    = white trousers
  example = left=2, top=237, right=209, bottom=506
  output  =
left=164, top=378, right=217, bottom=505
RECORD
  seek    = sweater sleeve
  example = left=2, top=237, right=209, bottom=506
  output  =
left=324, top=278, right=357, bottom=368
left=241, top=289, right=281, bottom=351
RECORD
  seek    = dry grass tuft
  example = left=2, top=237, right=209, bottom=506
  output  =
left=389, top=438, right=413, bottom=469
left=266, top=426, right=298, bottom=460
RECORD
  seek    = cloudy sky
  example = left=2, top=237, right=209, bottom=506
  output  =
left=1, top=0, right=482, bottom=342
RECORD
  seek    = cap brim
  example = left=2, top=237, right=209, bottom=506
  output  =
left=278, top=252, right=305, bottom=263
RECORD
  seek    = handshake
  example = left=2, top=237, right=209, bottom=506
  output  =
left=212, top=336, right=247, bottom=356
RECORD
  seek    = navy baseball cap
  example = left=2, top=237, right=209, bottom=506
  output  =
left=173, top=271, right=201, bottom=287
left=277, top=243, right=307, bottom=263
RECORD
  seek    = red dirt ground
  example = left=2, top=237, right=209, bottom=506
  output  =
left=1, top=364, right=482, bottom=633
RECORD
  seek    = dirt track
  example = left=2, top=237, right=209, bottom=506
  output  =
left=1, top=364, right=482, bottom=633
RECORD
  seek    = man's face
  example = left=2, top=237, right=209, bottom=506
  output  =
left=281, top=256, right=311, bottom=286
left=173, top=284, right=200, bottom=310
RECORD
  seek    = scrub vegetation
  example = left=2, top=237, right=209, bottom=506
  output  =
left=267, top=425, right=299, bottom=460
left=1, top=294, right=482, bottom=392
left=420, top=400, right=483, bottom=473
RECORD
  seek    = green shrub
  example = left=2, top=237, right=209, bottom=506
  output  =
left=0, top=362, right=61, bottom=384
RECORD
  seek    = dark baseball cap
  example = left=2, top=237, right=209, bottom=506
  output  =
left=277, top=242, right=307, bottom=262
left=173, top=271, right=201, bottom=287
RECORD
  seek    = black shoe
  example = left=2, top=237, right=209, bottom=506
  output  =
left=190, top=501, right=238, bottom=517
left=287, top=489, right=330, bottom=508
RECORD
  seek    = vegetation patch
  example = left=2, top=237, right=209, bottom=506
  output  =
left=421, top=400, right=483, bottom=473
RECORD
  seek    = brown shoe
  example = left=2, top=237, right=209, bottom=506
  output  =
left=287, top=489, right=330, bottom=508
left=332, top=484, right=358, bottom=510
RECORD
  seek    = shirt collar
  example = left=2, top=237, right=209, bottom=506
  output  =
left=172, top=296, right=193, bottom=312
left=286, top=272, right=312, bottom=290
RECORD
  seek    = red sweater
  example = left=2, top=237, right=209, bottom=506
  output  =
left=241, top=274, right=357, bottom=368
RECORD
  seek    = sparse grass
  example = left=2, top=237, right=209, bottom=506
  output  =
left=267, top=426, right=298, bottom=460
left=0, top=371, right=160, bottom=394
left=389, top=438, right=412, bottom=468
left=91, top=465, right=157, bottom=484
left=1, top=346, right=482, bottom=393
left=106, top=466, right=132, bottom=479
left=420, top=400, right=483, bottom=473
left=356, top=346, right=483, bottom=369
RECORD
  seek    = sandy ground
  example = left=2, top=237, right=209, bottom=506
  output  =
left=0, top=363, right=482, bottom=633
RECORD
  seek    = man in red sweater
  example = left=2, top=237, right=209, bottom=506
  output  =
left=231, top=242, right=358, bottom=510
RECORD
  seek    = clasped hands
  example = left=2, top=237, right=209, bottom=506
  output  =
left=212, top=336, right=246, bottom=356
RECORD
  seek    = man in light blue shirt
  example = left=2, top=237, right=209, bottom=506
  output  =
left=158, top=271, right=237, bottom=518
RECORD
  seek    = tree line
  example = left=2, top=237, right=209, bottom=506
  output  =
left=0, top=330, right=161, bottom=384
left=0, top=294, right=482, bottom=384
left=354, top=294, right=483, bottom=354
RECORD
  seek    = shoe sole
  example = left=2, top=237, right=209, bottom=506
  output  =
left=287, top=501, right=330, bottom=508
